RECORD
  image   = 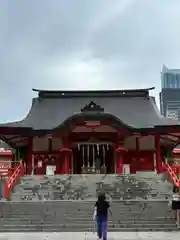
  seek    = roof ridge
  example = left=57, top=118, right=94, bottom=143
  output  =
left=32, top=87, right=154, bottom=99
left=32, top=87, right=155, bottom=93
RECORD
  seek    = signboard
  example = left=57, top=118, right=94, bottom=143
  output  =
left=123, top=164, right=130, bottom=174
left=46, top=165, right=56, bottom=176
left=38, top=160, right=42, bottom=168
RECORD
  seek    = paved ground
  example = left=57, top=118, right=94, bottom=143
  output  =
left=0, top=232, right=179, bottom=240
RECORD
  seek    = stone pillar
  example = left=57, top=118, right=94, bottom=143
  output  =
left=155, top=135, right=162, bottom=174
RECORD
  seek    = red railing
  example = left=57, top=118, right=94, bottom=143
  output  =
left=3, top=161, right=24, bottom=199
left=171, top=165, right=180, bottom=175
left=162, top=163, right=180, bottom=190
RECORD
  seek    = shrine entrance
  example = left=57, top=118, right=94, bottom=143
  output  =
left=72, top=142, right=115, bottom=174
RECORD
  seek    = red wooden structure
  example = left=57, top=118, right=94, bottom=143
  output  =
left=0, top=88, right=180, bottom=179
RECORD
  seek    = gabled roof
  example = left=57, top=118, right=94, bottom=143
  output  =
left=1, top=87, right=180, bottom=147
left=0, top=87, right=179, bottom=132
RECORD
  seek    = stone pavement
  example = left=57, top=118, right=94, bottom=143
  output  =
left=0, top=232, right=179, bottom=240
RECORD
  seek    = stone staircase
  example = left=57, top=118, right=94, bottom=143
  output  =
left=11, top=175, right=104, bottom=201
left=11, top=173, right=172, bottom=201
left=0, top=173, right=177, bottom=232
left=0, top=200, right=177, bottom=232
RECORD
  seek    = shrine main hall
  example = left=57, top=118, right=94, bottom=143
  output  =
left=0, top=87, right=180, bottom=175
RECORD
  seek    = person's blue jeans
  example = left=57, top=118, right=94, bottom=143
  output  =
left=96, top=215, right=108, bottom=240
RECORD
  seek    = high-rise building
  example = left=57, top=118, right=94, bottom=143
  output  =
left=160, top=65, right=180, bottom=120
left=161, top=65, right=180, bottom=89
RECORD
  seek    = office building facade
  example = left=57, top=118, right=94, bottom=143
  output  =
left=160, top=65, right=180, bottom=120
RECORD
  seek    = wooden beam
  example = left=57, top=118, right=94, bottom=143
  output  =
left=160, top=136, right=178, bottom=143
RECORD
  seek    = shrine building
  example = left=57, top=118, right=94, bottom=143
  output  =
left=0, top=87, right=180, bottom=175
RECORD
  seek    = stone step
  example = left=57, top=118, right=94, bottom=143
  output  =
left=0, top=223, right=176, bottom=228
left=5, top=174, right=175, bottom=232
left=0, top=228, right=178, bottom=232
left=0, top=229, right=178, bottom=233
left=1, top=214, right=171, bottom=220
left=0, top=210, right=173, bottom=214
left=0, top=225, right=177, bottom=232
left=1, top=204, right=170, bottom=210
left=11, top=174, right=172, bottom=201
left=0, top=221, right=175, bottom=227
left=0, top=215, right=174, bottom=221
left=0, top=218, right=174, bottom=223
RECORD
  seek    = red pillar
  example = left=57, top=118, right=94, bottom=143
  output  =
left=136, top=138, right=139, bottom=160
left=64, top=154, right=69, bottom=174
left=48, top=135, right=52, bottom=153
left=116, top=145, right=125, bottom=174
left=27, top=136, right=33, bottom=175
left=134, top=137, right=139, bottom=173
left=60, top=148, right=72, bottom=174
left=155, top=135, right=162, bottom=174
left=117, top=156, right=123, bottom=174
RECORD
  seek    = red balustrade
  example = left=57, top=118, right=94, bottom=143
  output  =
left=0, top=162, right=15, bottom=178
left=163, top=163, right=180, bottom=190
left=3, top=161, right=24, bottom=199
left=171, top=165, right=180, bottom=175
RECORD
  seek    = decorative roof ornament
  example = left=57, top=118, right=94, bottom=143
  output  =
left=81, top=101, right=104, bottom=112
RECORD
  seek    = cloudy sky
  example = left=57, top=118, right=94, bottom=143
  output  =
left=1, top=0, right=180, bottom=122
